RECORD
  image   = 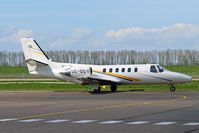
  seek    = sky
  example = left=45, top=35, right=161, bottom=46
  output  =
left=1, top=0, right=199, bottom=51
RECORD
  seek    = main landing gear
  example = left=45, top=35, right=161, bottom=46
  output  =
left=93, top=84, right=101, bottom=92
left=170, top=84, right=176, bottom=92
left=91, top=84, right=117, bottom=92
left=110, top=85, right=117, bottom=92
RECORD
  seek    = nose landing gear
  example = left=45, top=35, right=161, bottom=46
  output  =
left=170, top=84, right=176, bottom=92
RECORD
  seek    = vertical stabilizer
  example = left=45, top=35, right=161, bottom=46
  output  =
left=20, top=38, right=50, bottom=74
left=20, top=38, right=49, bottom=64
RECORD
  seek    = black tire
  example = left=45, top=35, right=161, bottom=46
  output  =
left=111, top=85, right=117, bottom=92
left=94, top=87, right=101, bottom=92
left=170, top=86, right=176, bottom=92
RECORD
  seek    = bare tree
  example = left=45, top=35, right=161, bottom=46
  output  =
left=1, top=49, right=199, bottom=66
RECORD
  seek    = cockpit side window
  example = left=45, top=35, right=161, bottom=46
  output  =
left=157, top=65, right=163, bottom=72
left=157, top=65, right=167, bottom=73
left=150, top=66, right=157, bottom=73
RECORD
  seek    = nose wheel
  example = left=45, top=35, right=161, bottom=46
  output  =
left=170, top=85, right=176, bottom=92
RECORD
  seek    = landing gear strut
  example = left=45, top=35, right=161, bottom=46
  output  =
left=111, top=85, right=117, bottom=92
left=93, top=84, right=101, bottom=92
left=170, top=84, right=176, bottom=92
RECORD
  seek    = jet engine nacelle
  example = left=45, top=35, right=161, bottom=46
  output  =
left=67, top=67, right=92, bottom=78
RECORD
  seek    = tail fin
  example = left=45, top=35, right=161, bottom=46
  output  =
left=20, top=38, right=49, bottom=64
left=20, top=38, right=50, bottom=73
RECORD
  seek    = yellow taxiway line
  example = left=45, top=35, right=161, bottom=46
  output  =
left=14, top=94, right=188, bottom=120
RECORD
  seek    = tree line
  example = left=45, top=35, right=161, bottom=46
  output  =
left=0, top=49, right=198, bottom=66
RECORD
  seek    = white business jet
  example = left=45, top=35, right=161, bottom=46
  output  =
left=20, top=38, right=192, bottom=92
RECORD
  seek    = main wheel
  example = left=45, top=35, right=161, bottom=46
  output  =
left=94, top=86, right=101, bottom=92
left=170, top=85, right=176, bottom=92
left=111, top=85, right=117, bottom=92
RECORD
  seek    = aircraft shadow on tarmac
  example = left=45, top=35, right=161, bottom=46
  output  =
left=89, top=89, right=145, bottom=95
left=53, top=89, right=145, bottom=95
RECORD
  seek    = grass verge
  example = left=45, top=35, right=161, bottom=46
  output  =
left=0, top=81, right=198, bottom=91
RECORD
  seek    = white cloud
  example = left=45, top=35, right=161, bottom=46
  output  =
left=0, top=26, right=17, bottom=37
left=104, top=23, right=199, bottom=48
left=0, top=29, right=33, bottom=44
left=71, top=28, right=94, bottom=39
left=50, top=39, right=77, bottom=48
left=1, top=24, right=199, bottom=51
left=50, top=28, right=94, bottom=48
left=86, top=40, right=105, bottom=47
left=49, top=23, right=199, bottom=50
left=0, top=27, right=35, bottom=51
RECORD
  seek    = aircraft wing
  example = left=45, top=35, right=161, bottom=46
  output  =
left=80, top=77, right=119, bottom=85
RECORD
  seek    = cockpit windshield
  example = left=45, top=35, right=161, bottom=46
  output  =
left=157, top=65, right=167, bottom=72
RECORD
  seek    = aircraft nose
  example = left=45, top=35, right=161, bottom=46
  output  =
left=172, top=72, right=192, bottom=83
left=178, top=73, right=192, bottom=83
left=183, top=74, right=192, bottom=82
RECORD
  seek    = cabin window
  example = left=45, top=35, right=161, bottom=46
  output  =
left=90, top=67, right=93, bottom=74
left=150, top=66, right=157, bottom=73
left=115, top=68, right=119, bottom=73
left=103, top=68, right=106, bottom=73
left=122, top=68, right=125, bottom=72
left=109, top=68, right=113, bottom=73
left=134, top=68, right=138, bottom=72
left=128, top=68, right=131, bottom=72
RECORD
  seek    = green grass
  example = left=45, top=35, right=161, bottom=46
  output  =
left=165, top=65, right=199, bottom=77
left=0, top=66, right=41, bottom=78
left=0, top=83, right=89, bottom=91
left=119, top=81, right=199, bottom=91
left=0, top=81, right=198, bottom=91
left=0, top=80, right=62, bottom=83
left=0, top=66, right=29, bottom=74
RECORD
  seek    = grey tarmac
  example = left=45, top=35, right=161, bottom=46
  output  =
left=0, top=91, right=199, bottom=133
